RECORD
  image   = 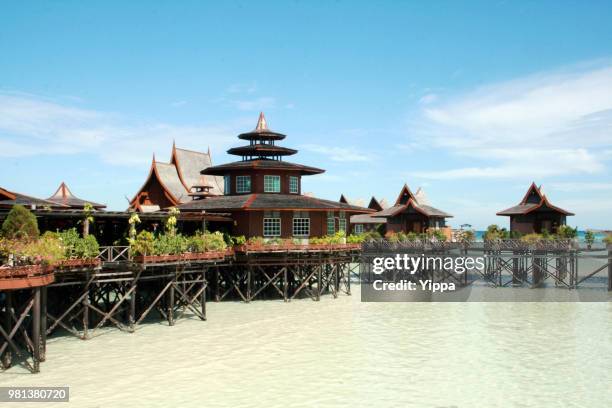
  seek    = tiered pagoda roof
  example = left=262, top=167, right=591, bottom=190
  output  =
left=202, top=113, right=323, bottom=176
left=180, top=113, right=372, bottom=214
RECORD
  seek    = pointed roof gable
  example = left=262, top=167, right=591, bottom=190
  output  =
left=413, top=187, right=430, bottom=206
left=171, top=145, right=224, bottom=195
left=47, top=182, right=106, bottom=209
left=367, top=196, right=384, bottom=211
left=497, top=182, right=574, bottom=216
left=520, top=182, right=545, bottom=205
left=339, top=194, right=349, bottom=204
left=394, top=184, right=416, bottom=206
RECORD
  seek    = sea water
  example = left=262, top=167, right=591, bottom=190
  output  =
left=0, top=288, right=611, bottom=408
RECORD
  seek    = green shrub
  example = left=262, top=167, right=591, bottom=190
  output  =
left=584, top=230, right=595, bottom=246
left=347, top=234, right=366, bottom=244
left=75, top=235, right=100, bottom=258
left=521, top=233, right=542, bottom=244
left=232, top=235, right=247, bottom=245
left=556, top=225, right=578, bottom=239
left=21, top=234, right=66, bottom=265
left=458, top=229, right=475, bottom=244
left=131, top=230, right=154, bottom=256
left=484, top=224, right=509, bottom=241
left=1, top=205, right=39, bottom=240
left=604, top=234, right=612, bottom=245
left=153, top=234, right=188, bottom=255
left=265, top=237, right=283, bottom=246
left=247, top=236, right=265, bottom=246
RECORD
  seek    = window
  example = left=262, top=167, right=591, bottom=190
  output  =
left=263, top=217, right=281, bottom=237
left=339, top=218, right=346, bottom=232
left=289, top=176, right=299, bottom=194
left=236, top=176, right=251, bottom=193
left=264, top=175, right=281, bottom=193
left=224, top=175, right=231, bottom=195
left=327, top=211, right=335, bottom=235
left=354, top=224, right=364, bottom=234
left=293, top=215, right=310, bottom=237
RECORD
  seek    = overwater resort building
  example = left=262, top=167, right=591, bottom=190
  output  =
left=178, top=113, right=372, bottom=238
left=129, top=144, right=224, bottom=212
left=346, top=196, right=388, bottom=233
left=350, top=184, right=453, bottom=236
left=496, top=182, right=574, bottom=234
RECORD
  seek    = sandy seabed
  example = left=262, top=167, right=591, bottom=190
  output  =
left=1, top=287, right=611, bottom=408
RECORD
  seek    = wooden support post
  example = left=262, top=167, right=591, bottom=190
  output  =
left=246, top=266, right=252, bottom=303
left=40, top=287, right=47, bottom=362
left=168, top=282, right=175, bottom=326
left=82, top=287, right=89, bottom=340
left=316, top=266, right=321, bottom=301
left=283, top=267, right=288, bottom=302
left=215, top=267, right=220, bottom=302
left=32, top=288, right=41, bottom=373
left=129, top=283, right=136, bottom=332
left=201, top=269, right=206, bottom=320
left=2, top=291, right=12, bottom=369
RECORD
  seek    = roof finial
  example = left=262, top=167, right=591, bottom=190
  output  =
left=256, top=112, right=268, bottom=131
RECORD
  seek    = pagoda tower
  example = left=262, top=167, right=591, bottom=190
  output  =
left=179, top=113, right=372, bottom=238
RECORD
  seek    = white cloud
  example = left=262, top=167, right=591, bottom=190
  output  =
left=547, top=182, right=612, bottom=192
left=412, top=62, right=612, bottom=179
left=226, top=82, right=257, bottom=94
left=231, top=96, right=276, bottom=111
left=0, top=92, right=236, bottom=166
left=418, top=93, right=438, bottom=105
left=301, top=144, right=372, bottom=162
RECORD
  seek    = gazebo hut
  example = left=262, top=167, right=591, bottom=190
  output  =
left=496, top=183, right=574, bottom=234
left=371, top=184, right=452, bottom=235
left=179, top=113, right=372, bottom=238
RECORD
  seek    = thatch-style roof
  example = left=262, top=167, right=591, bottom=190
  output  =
left=497, top=183, right=574, bottom=216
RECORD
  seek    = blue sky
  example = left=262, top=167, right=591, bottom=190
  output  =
left=1, top=1, right=612, bottom=230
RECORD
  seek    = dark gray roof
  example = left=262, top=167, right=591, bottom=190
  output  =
left=374, top=202, right=452, bottom=218
left=47, top=182, right=106, bottom=209
left=496, top=204, right=538, bottom=216
left=178, top=193, right=372, bottom=212
left=202, top=159, right=324, bottom=175
left=350, top=213, right=387, bottom=224
left=174, top=148, right=224, bottom=195
left=156, top=162, right=189, bottom=203
left=0, top=187, right=68, bottom=209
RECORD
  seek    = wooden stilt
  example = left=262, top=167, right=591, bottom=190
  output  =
left=168, top=281, right=175, bottom=326
left=2, top=291, right=12, bottom=369
left=32, top=288, right=41, bottom=373
left=40, top=287, right=47, bottom=362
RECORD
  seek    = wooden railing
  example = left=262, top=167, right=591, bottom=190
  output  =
left=98, top=246, right=131, bottom=262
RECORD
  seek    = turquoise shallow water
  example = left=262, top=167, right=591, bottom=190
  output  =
left=0, top=288, right=611, bottom=408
